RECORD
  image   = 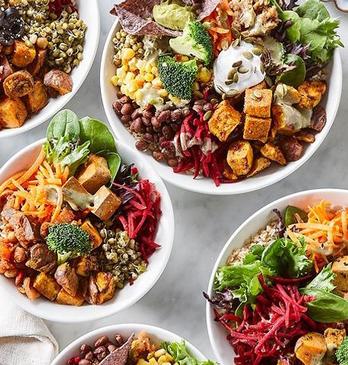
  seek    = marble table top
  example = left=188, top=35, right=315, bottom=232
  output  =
left=0, top=0, right=347, bottom=360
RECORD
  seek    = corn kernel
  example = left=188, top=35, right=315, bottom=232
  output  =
left=198, top=67, right=212, bottom=83
left=158, top=89, right=168, bottom=97
left=161, top=362, right=172, bottom=365
left=134, top=89, right=143, bottom=101
left=158, top=355, right=171, bottom=364
left=152, top=78, right=162, bottom=89
left=144, top=73, right=154, bottom=82
left=147, top=352, right=155, bottom=360
left=122, top=47, right=136, bottom=60
left=151, top=66, right=158, bottom=75
left=149, top=358, right=158, bottom=365
left=111, top=75, right=118, bottom=86
left=125, top=72, right=135, bottom=82
left=155, top=349, right=166, bottom=358
left=122, top=64, right=128, bottom=72
left=145, top=63, right=153, bottom=73
left=128, top=79, right=138, bottom=92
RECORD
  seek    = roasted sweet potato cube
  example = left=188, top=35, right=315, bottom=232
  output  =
left=28, top=49, right=47, bottom=76
left=222, top=164, right=239, bottom=182
left=95, top=272, right=112, bottom=292
left=332, top=256, right=348, bottom=292
left=12, top=40, right=36, bottom=68
left=244, top=89, right=273, bottom=118
left=0, top=97, right=27, bottom=128
left=92, top=186, right=121, bottom=221
left=44, top=69, right=72, bottom=95
left=97, top=275, right=117, bottom=304
left=298, top=81, right=326, bottom=110
left=295, top=333, right=327, bottom=365
left=76, top=256, right=98, bottom=277
left=3, top=70, right=34, bottom=98
left=260, top=143, right=286, bottom=165
left=227, top=140, right=254, bottom=176
left=324, top=328, right=346, bottom=353
left=33, top=272, right=60, bottom=301
left=26, top=81, right=48, bottom=113
left=77, top=155, right=111, bottom=194
left=56, top=289, right=85, bottom=306
left=81, top=220, right=102, bottom=249
left=247, top=157, right=271, bottom=177
left=243, top=115, right=271, bottom=143
left=208, top=100, right=241, bottom=142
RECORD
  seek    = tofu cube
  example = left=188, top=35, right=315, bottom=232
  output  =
left=26, top=81, right=48, bottom=113
left=77, top=155, right=111, bottom=194
left=33, top=272, right=60, bottom=301
left=62, top=177, right=93, bottom=210
left=243, top=115, right=272, bottom=143
left=324, top=328, right=346, bottom=353
left=80, top=220, right=102, bottom=249
left=332, top=256, right=348, bottom=291
left=208, top=100, right=241, bottom=142
left=295, top=333, right=327, bottom=365
left=227, top=140, right=254, bottom=176
left=0, top=97, right=27, bottom=128
left=244, top=89, right=273, bottom=118
left=92, top=186, right=121, bottom=221
left=56, top=289, right=85, bottom=306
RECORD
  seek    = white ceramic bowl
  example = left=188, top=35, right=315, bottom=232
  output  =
left=0, top=138, right=174, bottom=323
left=206, top=188, right=348, bottom=365
left=101, top=20, right=342, bottom=195
left=51, top=323, right=208, bottom=364
left=0, top=0, right=100, bottom=139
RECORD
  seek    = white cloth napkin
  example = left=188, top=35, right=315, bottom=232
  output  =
left=0, top=288, right=59, bottom=365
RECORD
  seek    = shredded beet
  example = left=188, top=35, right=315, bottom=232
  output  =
left=215, top=276, right=317, bottom=365
left=49, top=0, right=77, bottom=16
left=172, top=111, right=223, bottom=186
left=113, top=179, right=161, bottom=261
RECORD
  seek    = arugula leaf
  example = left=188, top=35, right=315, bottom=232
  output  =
left=261, top=238, right=313, bottom=278
left=304, top=289, right=348, bottom=323
left=162, top=341, right=216, bottom=365
left=304, top=264, right=335, bottom=293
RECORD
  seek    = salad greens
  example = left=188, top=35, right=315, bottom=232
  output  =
left=303, top=264, right=335, bottom=292
left=273, top=0, right=342, bottom=64
left=284, top=205, right=308, bottom=226
left=162, top=341, right=215, bottom=365
left=44, top=110, right=121, bottom=183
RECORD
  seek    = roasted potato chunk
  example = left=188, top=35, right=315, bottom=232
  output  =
left=76, top=256, right=98, bottom=277
left=54, top=263, right=79, bottom=297
left=244, top=89, right=272, bottom=118
left=298, top=81, right=327, bottom=110
left=247, top=157, right=271, bottom=177
left=0, top=97, right=27, bottom=128
left=295, top=333, right=327, bottom=365
left=26, top=81, right=48, bottom=113
left=280, top=137, right=304, bottom=162
left=77, top=155, right=111, bottom=194
left=0, top=56, right=13, bottom=80
left=3, top=70, right=34, bottom=98
left=56, top=289, right=84, bottom=306
left=324, top=328, right=346, bottom=353
left=33, top=272, right=60, bottom=301
left=227, top=140, right=254, bottom=176
left=81, top=220, right=102, bottom=249
left=332, top=256, right=348, bottom=291
left=28, top=49, right=47, bottom=76
left=44, top=69, right=73, bottom=95
left=12, top=40, right=36, bottom=68
left=208, top=100, right=241, bottom=142
left=243, top=115, right=271, bottom=143
left=260, top=143, right=286, bottom=165
left=295, top=130, right=315, bottom=143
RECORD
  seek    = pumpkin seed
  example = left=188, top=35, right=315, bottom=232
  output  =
left=260, top=63, right=265, bottom=73
left=227, top=89, right=239, bottom=96
left=221, top=39, right=229, bottom=50
left=238, top=66, right=249, bottom=74
left=204, top=110, right=213, bottom=121
left=232, top=60, right=242, bottom=67
left=232, top=38, right=240, bottom=47
left=225, top=79, right=235, bottom=85
left=233, top=73, right=239, bottom=83
left=253, top=90, right=262, bottom=99
left=242, top=51, right=253, bottom=60
left=252, top=47, right=263, bottom=56
left=228, top=68, right=237, bottom=79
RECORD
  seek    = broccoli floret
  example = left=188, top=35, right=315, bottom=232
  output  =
left=158, top=55, right=198, bottom=100
left=169, top=21, right=213, bottom=65
left=46, top=223, right=91, bottom=264
left=337, top=337, right=348, bottom=365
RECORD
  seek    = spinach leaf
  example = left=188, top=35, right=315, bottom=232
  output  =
left=296, top=0, right=329, bottom=22
left=277, top=54, right=306, bottom=88
left=99, top=151, right=122, bottom=185
left=304, top=289, right=348, bottom=323
left=79, top=117, right=117, bottom=154
left=261, top=238, right=313, bottom=278
left=60, top=141, right=90, bottom=176
left=304, top=264, right=335, bottom=293
left=46, top=109, right=80, bottom=142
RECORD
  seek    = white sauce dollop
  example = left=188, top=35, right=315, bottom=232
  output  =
left=213, top=41, right=265, bottom=96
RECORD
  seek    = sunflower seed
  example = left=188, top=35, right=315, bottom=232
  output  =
left=252, top=47, right=263, bottom=56
left=238, top=66, right=249, bottom=74
left=242, top=51, right=253, bottom=60
left=232, top=38, right=240, bottom=47
left=225, top=79, right=235, bottom=85
left=228, top=68, right=237, bottom=79
left=233, top=73, right=239, bottom=83
left=232, top=60, right=242, bottom=67
left=253, top=90, right=262, bottom=99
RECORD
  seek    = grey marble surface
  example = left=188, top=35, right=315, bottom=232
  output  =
left=0, top=0, right=347, bottom=360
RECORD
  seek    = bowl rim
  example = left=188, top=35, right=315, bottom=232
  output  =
left=51, top=323, right=208, bottom=364
left=205, top=188, right=348, bottom=364
left=0, top=0, right=100, bottom=139
left=0, top=137, right=175, bottom=323
left=100, top=18, right=342, bottom=196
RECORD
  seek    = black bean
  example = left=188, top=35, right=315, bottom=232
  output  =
left=142, top=117, right=151, bottom=126
left=120, top=115, right=131, bottom=123
left=121, top=103, right=133, bottom=115
left=157, top=110, right=171, bottom=124
left=112, top=101, right=122, bottom=114
left=94, top=336, right=109, bottom=348
left=130, top=118, right=144, bottom=133
left=131, top=109, right=142, bottom=119
left=143, top=110, right=153, bottom=119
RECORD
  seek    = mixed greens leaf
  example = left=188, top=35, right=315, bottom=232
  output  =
left=304, top=264, right=335, bottom=293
